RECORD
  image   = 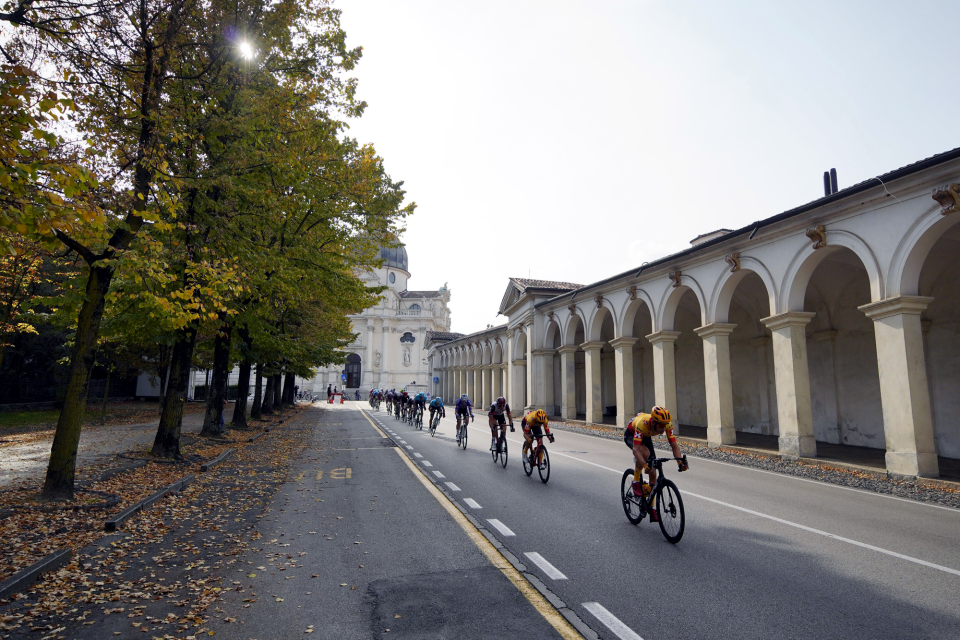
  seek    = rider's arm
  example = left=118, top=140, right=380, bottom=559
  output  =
left=666, top=427, right=687, bottom=470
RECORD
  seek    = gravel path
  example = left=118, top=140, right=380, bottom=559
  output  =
left=548, top=420, right=960, bottom=510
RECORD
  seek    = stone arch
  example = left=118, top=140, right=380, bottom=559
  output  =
left=493, top=339, right=504, bottom=364
left=782, top=230, right=883, bottom=312
left=543, top=316, right=562, bottom=348
left=710, top=262, right=776, bottom=324
left=587, top=299, right=618, bottom=342
left=480, top=341, right=492, bottom=366
left=513, top=328, right=527, bottom=360
left=619, top=291, right=655, bottom=338
left=890, top=204, right=960, bottom=297
left=658, top=280, right=707, bottom=331
left=563, top=306, right=586, bottom=345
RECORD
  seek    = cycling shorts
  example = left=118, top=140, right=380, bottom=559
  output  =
left=491, top=414, right=506, bottom=427
left=624, top=431, right=654, bottom=456
left=456, top=407, right=470, bottom=416
left=523, top=423, right=544, bottom=437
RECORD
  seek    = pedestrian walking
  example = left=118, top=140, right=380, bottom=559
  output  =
left=327, top=384, right=332, bottom=400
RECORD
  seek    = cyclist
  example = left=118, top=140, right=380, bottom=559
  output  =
left=413, top=390, right=428, bottom=423
left=520, top=409, right=554, bottom=463
left=399, top=389, right=410, bottom=420
left=624, top=406, right=688, bottom=522
left=385, top=389, right=394, bottom=415
left=428, top=395, right=445, bottom=427
left=454, top=394, right=474, bottom=442
left=487, top=396, right=514, bottom=452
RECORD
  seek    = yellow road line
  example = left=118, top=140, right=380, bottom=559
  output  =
left=356, top=406, right=388, bottom=438
left=393, top=448, right=584, bottom=640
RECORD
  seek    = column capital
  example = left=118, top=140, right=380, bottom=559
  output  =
left=481, top=364, right=495, bottom=370
left=579, top=341, right=606, bottom=351
left=557, top=345, right=579, bottom=355
left=645, top=330, right=681, bottom=345
left=609, top=336, right=639, bottom=349
left=500, top=363, right=508, bottom=370
left=533, top=348, right=557, bottom=356
left=811, top=330, right=838, bottom=343
left=761, top=311, right=816, bottom=331
left=694, top=323, right=737, bottom=339
left=512, top=359, right=527, bottom=366
left=858, top=295, right=935, bottom=321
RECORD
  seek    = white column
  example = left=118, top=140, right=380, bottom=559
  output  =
left=695, top=323, right=737, bottom=447
left=473, top=366, right=483, bottom=406
left=363, top=322, right=374, bottom=388
left=460, top=367, right=467, bottom=399
left=558, top=346, right=578, bottom=421
left=750, top=337, right=773, bottom=434
left=511, top=359, right=526, bottom=408
left=761, top=312, right=817, bottom=458
left=581, top=341, right=605, bottom=424
left=525, top=324, right=535, bottom=409
left=610, top=337, right=638, bottom=430
left=379, top=321, right=390, bottom=388
left=859, top=296, right=939, bottom=477
left=481, top=366, right=491, bottom=407
left=542, top=349, right=556, bottom=416
left=646, top=331, right=681, bottom=412
left=498, top=364, right=507, bottom=401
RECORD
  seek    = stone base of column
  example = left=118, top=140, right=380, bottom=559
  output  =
left=779, top=434, right=816, bottom=459
left=707, top=425, right=736, bottom=448
left=885, top=451, right=939, bottom=478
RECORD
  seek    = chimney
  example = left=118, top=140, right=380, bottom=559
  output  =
left=823, top=168, right=839, bottom=196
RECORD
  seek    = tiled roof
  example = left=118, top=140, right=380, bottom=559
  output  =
left=400, top=290, right=443, bottom=298
left=426, top=331, right=465, bottom=342
left=510, top=278, right=583, bottom=292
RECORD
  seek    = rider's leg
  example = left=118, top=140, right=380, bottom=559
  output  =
left=522, top=429, right=532, bottom=459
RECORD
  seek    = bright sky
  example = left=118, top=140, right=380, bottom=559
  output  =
left=339, top=0, right=960, bottom=336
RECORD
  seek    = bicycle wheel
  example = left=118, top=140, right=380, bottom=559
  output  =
left=621, top=469, right=644, bottom=525
left=656, top=479, right=685, bottom=544
left=491, top=437, right=498, bottom=462
left=500, top=436, right=508, bottom=468
left=461, top=426, right=468, bottom=449
left=523, top=445, right=534, bottom=476
left=537, top=445, right=550, bottom=483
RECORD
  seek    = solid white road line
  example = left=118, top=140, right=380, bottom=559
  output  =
left=423, top=461, right=433, bottom=467
left=486, top=519, right=516, bottom=537
left=414, top=453, right=423, bottom=458
left=445, top=482, right=461, bottom=492
left=464, top=498, right=482, bottom=509
left=582, top=602, right=644, bottom=640
left=432, top=471, right=445, bottom=479
left=524, top=552, right=568, bottom=580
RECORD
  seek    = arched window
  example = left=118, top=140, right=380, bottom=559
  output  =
left=345, top=353, right=362, bottom=389
left=409, top=304, right=421, bottom=313
left=400, top=332, right=416, bottom=344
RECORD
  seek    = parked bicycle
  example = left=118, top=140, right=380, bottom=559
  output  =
left=620, top=455, right=687, bottom=544
left=522, top=430, right=550, bottom=483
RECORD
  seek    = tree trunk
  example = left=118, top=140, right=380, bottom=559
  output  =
left=41, top=264, right=114, bottom=501
left=201, top=322, right=232, bottom=436
left=260, top=374, right=275, bottom=416
left=251, top=363, right=263, bottom=419
left=151, top=327, right=198, bottom=458
left=232, top=330, right=251, bottom=429
left=281, top=371, right=295, bottom=406
left=272, top=373, right=282, bottom=411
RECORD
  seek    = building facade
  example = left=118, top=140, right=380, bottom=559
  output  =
left=304, top=244, right=452, bottom=394
left=427, top=147, right=960, bottom=479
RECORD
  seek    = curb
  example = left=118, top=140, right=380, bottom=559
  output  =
left=0, top=549, right=72, bottom=601
left=247, top=432, right=266, bottom=443
left=104, top=474, right=195, bottom=532
left=200, top=448, right=236, bottom=472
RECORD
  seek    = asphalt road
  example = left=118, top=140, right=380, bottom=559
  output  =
left=365, top=403, right=960, bottom=640
left=209, top=404, right=569, bottom=640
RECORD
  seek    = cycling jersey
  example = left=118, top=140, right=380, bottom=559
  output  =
left=625, top=413, right=676, bottom=445
left=429, top=398, right=444, bottom=409
left=488, top=402, right=511, bottom=417
left=521, top=412, right=550, bottom=435
left=414, top=393, right=427, bottom=405
left=455, top=398, right=473, bottom=414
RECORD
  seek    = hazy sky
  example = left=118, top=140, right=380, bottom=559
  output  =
left=338, top=0, right=960, bottom=336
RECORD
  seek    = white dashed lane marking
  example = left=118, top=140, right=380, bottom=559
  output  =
left=413, top=453, right=423, bottom=458
left=444, top=482, right=461, bottom=492
left=432, top=471, right=445, bottom=479
left=486, top=519, right=515, bottom=537
left=582, top=602, right=644, bottom=640
left=524, top=552, right=567, bottom=580
left=423, top=461, right=433, bottom=467
left=463, top=498, right=482, bottom=509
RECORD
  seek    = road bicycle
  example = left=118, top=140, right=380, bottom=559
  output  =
left=620, top=455, right=687, bottom=544
left=414, top=405, right=424, bottom=430
left=429, top=410, right=441, bottom=436
left=522, top=429, right=551, bottom=483
left=456, top=415, right=471, bottom=450
left=491, top=427, right=508, bottom=468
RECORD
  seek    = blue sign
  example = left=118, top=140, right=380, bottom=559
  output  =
left=341, top=374, right=346, bottom=382
left=433, top=377, right=439, bottom=383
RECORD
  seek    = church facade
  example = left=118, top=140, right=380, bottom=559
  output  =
left=426, top=146, right=960, bottom=480
left=303, top=244, right=453, bottom=394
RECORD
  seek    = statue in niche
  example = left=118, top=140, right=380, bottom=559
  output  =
left=374, top=350, right=381, bottom=368
left=403, top=347, right=411, bottom=366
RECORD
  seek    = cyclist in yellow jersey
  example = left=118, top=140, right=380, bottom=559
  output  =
left=521, top=409, right=554, bottom=464
left=624, top=406, right=688, bottom=521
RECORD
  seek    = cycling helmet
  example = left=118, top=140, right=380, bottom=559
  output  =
left=532, top=409, right=547, bottom=424
left=435, top=397, right=442, bottom=403
left=496, top=396, right=506, bottom=406
left=650, top=406, right=671, bottom=426
left=461, top=394, right=469, bottom=400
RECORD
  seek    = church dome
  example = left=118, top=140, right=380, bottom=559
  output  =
left=379, top=244, right=409, bottom=272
